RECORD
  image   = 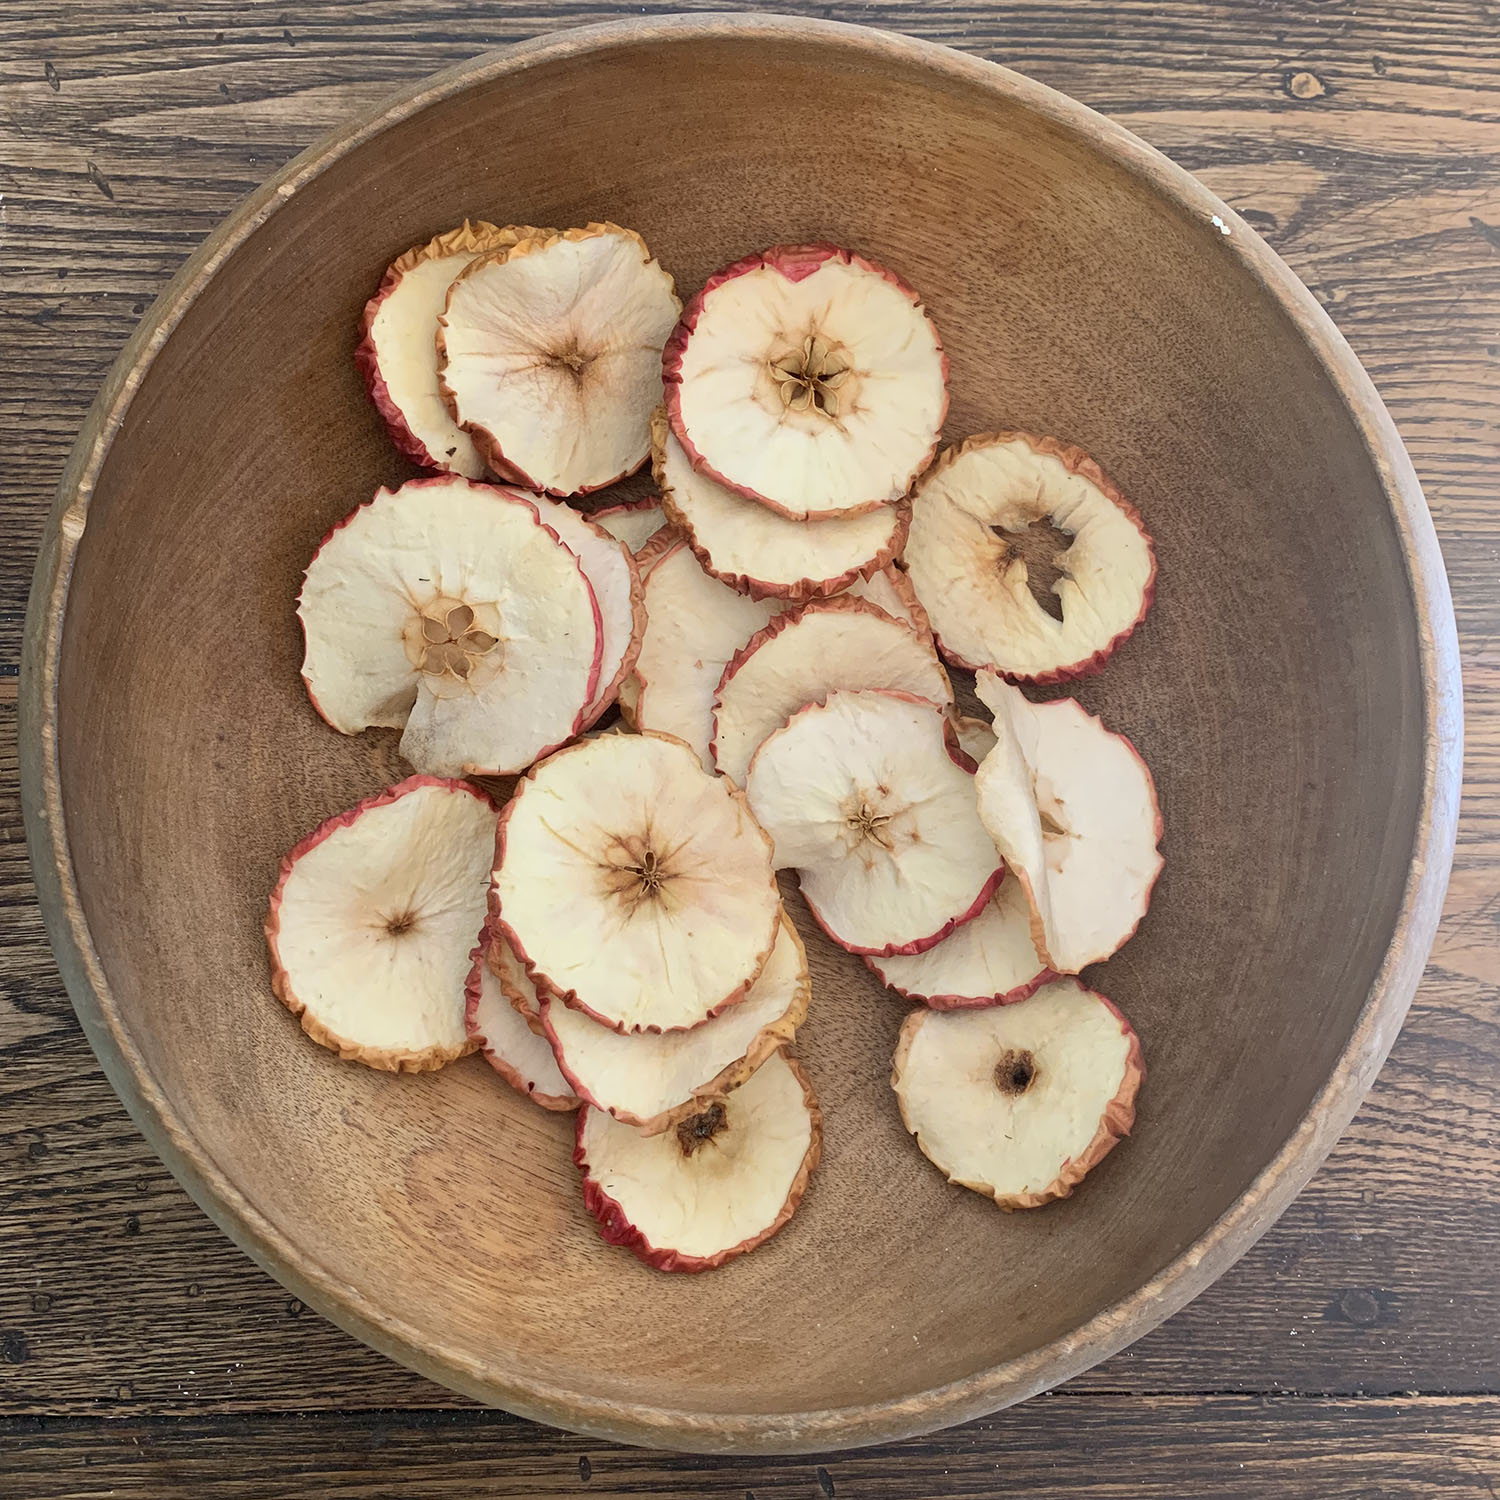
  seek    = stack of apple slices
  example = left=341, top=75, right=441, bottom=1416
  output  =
left=268, top=224, right=1170, bottom=1273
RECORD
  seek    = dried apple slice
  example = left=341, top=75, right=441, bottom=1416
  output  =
left=494, top=731, right=780, bottom=1032
left=663, top=244, right=947, bottom=518
left=892, top=979, right=1144, bottom=1208
left=906, top=432, right=1156, bottom=683
left=439, top=223, right=681, bottom=496
left=542, top=913, right=808, bottom=1133
left=633, top=538, right=785, bottom=764
left=575, top=1049, right=821, bottom=1272
left=652, top=407, right=908, bottom=601
left=745, top=690, right=1003, bottom=956
left=265, top=776, right=495, bottom=1071
left=465, top=931, right=578, bottom=1110
left=355, top=220, right=548, bottom=477
left=711, top=596, right=952, bottom=786
left=974, top=672, right=1163, bottom=973
left=590, top=496, right=667, bottom=555
left=298, top=477, right=602, bottom=777
left=867, top=876, right=1055, bottom=1008
left=527, top=493, right=644, bottom=728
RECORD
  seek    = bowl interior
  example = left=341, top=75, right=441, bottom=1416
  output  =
left=52, top=24, right=1425, bottom=1442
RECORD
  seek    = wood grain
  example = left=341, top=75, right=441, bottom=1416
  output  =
left=1, top=0, right=1497, bottom=1488
left=2, top=1397, right=1499, bottom=1497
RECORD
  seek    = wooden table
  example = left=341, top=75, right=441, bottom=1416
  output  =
left=2, top=1, right=1496, bottom=1493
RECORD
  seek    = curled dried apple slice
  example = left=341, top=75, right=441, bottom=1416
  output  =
left=589, top=495, right=667, bottom=555
left=527, top=493, right=644, bottom=728
left=575, top=1049, right=821, bottom=1272
left=494, top=731, right=780, bottom=1032
left=265, top=776, right=494, bottom=1071
left=297, top=477, right=602, bottom=776
left=847, top=564, right=932, bottom=640
left=465, top=931, right=578, bottom=1110
left=354, top=220, right=549, bottom=477
left=974, top=671, right=1163, bottom=974
left=663, top=244, right=948, bottom=518
left=484, top=924, right=546, bottom=1037
left=867, top=876, right=1054, bottom=1008
left=711, top=595, right=951, bottom=786
left=633, top=538, right=784, bottom=764
left=543, top=913, right=808, bottom=1133
left=892, top=979, right=1144, bottom=1208
left=652, top=407, right=908, bottom=601
left=906, top=432, right=1156, bottom=683
left=439, top=223, right=680, bottom=496
left=744, top=690, right=1003, bottom=956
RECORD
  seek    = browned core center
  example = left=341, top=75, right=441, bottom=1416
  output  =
left=993, top=519, right=1073, bottom=621
left=601, top=830, right=685, bottom=913
left=550, top=340, right=593, bottom=379
left=384, top=910, right=418, bottom=938
left=994, top=1047, right=1038, bottom=1096
left=676, top=1102, right=728, bottom=1157
left=770, top=333, right=850, bottom=418
left=418, top=603, right=500, bottom=679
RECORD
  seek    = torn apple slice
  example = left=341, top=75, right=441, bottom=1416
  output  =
left=298, top=477, right=602, bottom=776
left=745, top=690, right=1002, bottom=956
left=652, top=407, right=908, bottom=601
left=663, top=244, right=947, bottom=518
left=265, top=776, right=495, bottom=1071
left=974, top=672, right=1163, bottom=973
left=495, top=731, right=780, bottom=1032
left=355, top=220, right=547, bottom=477
left=711, top=595, right=951, bottom=785
left=590, top=495, right=667, bottom=555
left=527, top=493, right=644, bottom=728
left=867, top=876, right=1055, bottom=1008
left=892, top=979, right=1144, bottom=1208
left=633, top=537, right=785, bottom=764
left=906, top=432, right=1156, bottom=683
left=439, top=223, right=680, bottom=496
left=465, top=932, right=579, bottom=1110
left=575, top=1049, right=821, bottom=1272
left=542, top=912, right=808, bottom=1133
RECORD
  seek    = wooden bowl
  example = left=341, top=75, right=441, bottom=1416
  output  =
left=21, top=15, right=1460, bottom=1454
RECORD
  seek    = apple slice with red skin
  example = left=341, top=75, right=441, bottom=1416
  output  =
left=439, top=223, right=680, bottom=496
left=906, top=432, right=1156, bottom=683
left=265, top=776, right=495, bottom=1072
left=711, top=594, right=952, bottom=786
left=663, top=243, right=947, bottom=518
left=494, top=730, right=781, bottom=1033
left=867, top=875, right=1056, bottom=1009
left=542, top=912, right=808, bottom=1133
left=974, top=671, right=1164, bottom=974
left=298, top=476, right=602, bottom=776
left=892, top=978, right=1144, bottom=1208
left=355, top=220, right=549, bottom=477
left=744, top=689, right=1003, bottom=957
left=465, top=929, right=579, bottom=1110
left=575, top=1049, right=821, bottom=1272
left=652, top=407, right=909, bottom=602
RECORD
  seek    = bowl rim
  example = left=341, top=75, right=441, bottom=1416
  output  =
left=19, top=11, right=1463, bottom=1455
